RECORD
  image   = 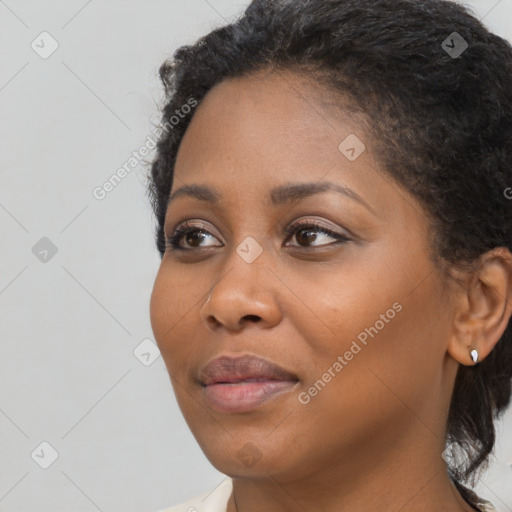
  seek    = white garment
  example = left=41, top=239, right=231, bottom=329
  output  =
left=480, top=502, right=499, bottom=512
left=156, top=478, right=232, bottom=512
left=156, top=477, right=498, bottom=512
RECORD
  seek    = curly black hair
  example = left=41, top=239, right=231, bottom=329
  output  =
left=147, top=0, right=512, bottom=509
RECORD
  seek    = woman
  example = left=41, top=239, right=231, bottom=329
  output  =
left=147, top=0, right=512, bottom=510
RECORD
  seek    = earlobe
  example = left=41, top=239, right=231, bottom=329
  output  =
left=448, top=329, right=483, bottom=366
left=447, top=247, right=512, bottom=366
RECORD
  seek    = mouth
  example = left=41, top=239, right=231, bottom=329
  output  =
left=198, top=354, right=299, bottom=413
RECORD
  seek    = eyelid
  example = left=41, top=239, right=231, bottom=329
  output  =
left=165, top=219, right=221, bottom=240
left=284, top=217, right=345, bottom=236
left=167, top=217, right=347, bottom=238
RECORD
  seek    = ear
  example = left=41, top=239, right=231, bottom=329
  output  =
left=447, top=247, right=512, bottom=366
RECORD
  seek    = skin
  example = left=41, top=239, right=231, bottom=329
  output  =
left=149, top=69, right=512, bottom=512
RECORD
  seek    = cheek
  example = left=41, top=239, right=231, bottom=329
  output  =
left=286, top=249, right=443, bottom=411
left=150, top=263, right=196, bottom=334
left=149, top=264, right=211, bottom=375
left=281, top=259, right=404, bottom=365
left=149, top=268, right=171, bottom=344
left=281, top=295, right=435, bottom=472
left=150, top=267, right=189, bottom=360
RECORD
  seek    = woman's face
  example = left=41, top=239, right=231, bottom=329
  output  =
left=150, top=70, right=458, bottom=481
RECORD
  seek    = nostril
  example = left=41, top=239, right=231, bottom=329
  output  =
left=242, top=314, right=261, bottom=322
left=207, top=315, right=218, bottom=325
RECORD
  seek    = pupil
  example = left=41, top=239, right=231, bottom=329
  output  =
left=188, top=231, right=205, bottom=246
left=297, top=229, right=316, bottom=245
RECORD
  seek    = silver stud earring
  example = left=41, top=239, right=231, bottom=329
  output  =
left=470, top=348, right=479, bottom=364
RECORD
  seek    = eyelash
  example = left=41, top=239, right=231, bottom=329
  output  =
left=165, top=220, right=350, bottom=252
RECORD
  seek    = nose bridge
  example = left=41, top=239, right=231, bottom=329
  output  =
left=201, top=235, right=282, bottom=329
left=217, top=234, right=270, bottom=298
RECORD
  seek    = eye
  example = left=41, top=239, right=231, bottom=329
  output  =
left=165, top=219, right=351, bottom=252
left=284, top=220, right=350, bottom=248
left=165, top=221, right=222, bottom=251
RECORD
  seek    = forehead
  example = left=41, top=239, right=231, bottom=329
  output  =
left=171, top=71, right=424, bottom=231
left=174, top=71, right=370, bottom=180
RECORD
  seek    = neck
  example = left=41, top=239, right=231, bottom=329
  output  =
left=226, top=420, right=476, bottom=512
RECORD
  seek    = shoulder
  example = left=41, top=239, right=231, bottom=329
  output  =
left=155, top=477, right=233, bottom=512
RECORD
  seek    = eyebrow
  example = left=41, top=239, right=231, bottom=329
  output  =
left=167, top=181, right=376, bottom=215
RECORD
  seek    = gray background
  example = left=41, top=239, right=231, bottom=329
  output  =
left=1, top=1, right=511, bottom=511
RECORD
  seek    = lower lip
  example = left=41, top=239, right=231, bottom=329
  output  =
left=202, top=380, right=298, bottom=413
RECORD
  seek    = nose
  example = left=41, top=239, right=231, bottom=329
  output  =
left=199, top=251, right=283, bottom=331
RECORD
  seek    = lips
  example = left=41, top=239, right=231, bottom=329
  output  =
left=199, top=354, right=298, bottom=386
left=198, top=354, right=299, bottom=413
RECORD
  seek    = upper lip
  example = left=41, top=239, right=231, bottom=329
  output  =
left=199, top=354, right=299, bottom=386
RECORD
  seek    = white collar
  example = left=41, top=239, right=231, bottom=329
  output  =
left=157, top=477, right=232, bottom=512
